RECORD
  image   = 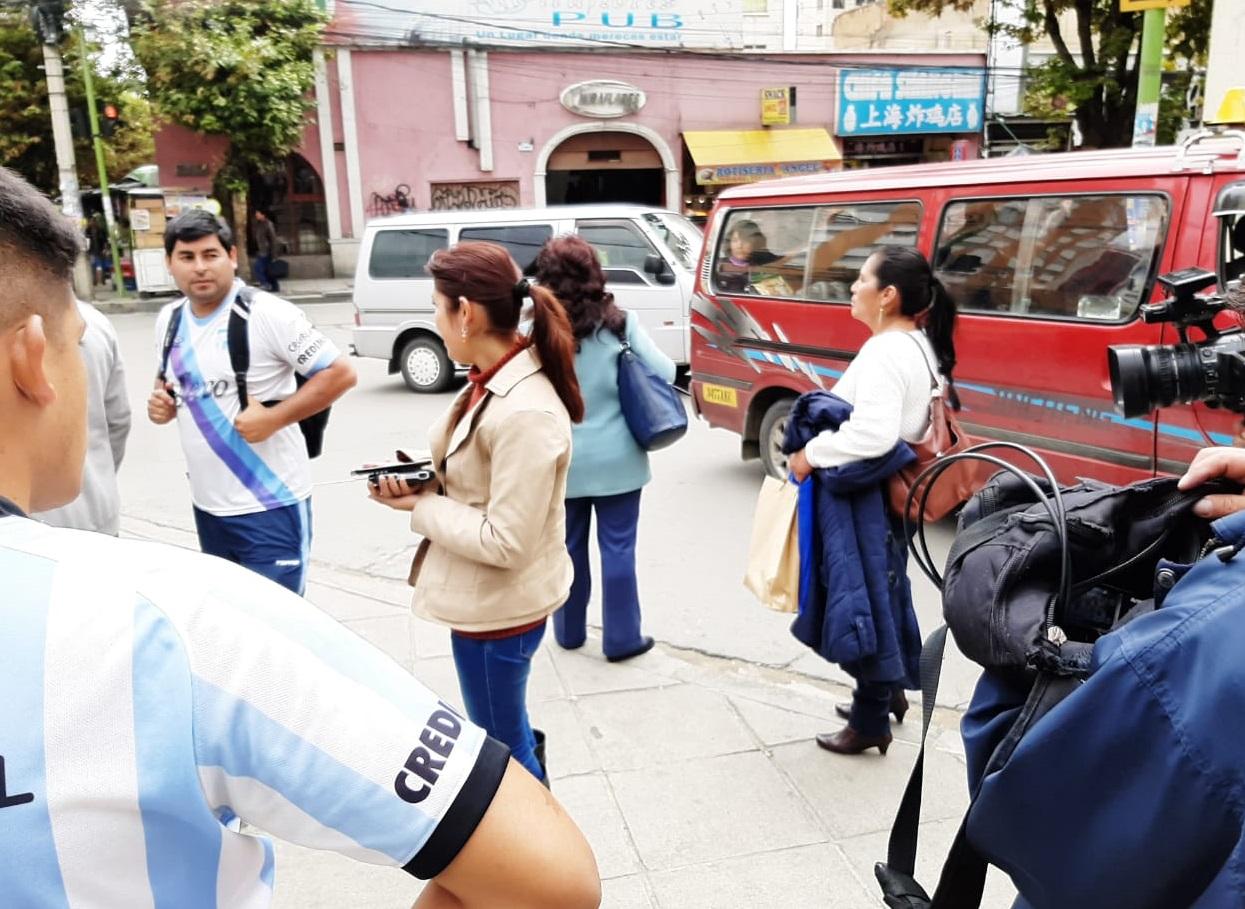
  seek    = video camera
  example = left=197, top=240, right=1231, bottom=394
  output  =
left=1108, top=267, right=1245, bottom=417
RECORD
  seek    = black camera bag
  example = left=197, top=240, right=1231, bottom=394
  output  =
left=876, top=446, right=1218, bottom=909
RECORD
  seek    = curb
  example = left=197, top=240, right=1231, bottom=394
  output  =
left=94, top=291, right=354, bottom=315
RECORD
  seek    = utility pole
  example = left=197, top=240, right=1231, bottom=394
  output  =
left=77, top=24, right=125, bottom=296
left=32, top=1, right=93, bottom=298
left=1130, top=7, right=1165, bottom=147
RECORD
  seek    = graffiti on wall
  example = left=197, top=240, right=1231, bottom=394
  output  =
left=430, top=180, right=520, bottom=211
left=368, top=184, right=414, bottom=218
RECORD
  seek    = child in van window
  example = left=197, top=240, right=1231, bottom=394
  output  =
left=718, top=221, right=781, bottom=294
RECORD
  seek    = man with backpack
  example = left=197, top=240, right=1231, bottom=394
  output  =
left=148, top=210, right=356, bottom=594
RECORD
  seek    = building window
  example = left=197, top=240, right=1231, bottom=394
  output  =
left=817, top=0, right=824, bottom=8
left=934, top=194, right=1169, bottom=320
left=832, top=0, right=844, bottom=9
left=816, top=23, right=823, bottom=35
left=743, top=0, right=767, bottom=13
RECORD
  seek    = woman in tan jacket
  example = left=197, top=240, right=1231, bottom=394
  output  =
left=369, top=241, right=583, bottom=785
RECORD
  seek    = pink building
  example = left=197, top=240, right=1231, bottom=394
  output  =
left=155, top=46, right=986, bottom=278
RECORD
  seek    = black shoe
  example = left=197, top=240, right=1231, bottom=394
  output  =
left=606, top=635, right=655, bottom=663
left=834, top=689, right=909, bottom=724
left=815, top=726, right=892, bottom=756
left=533, top=728, right=550, bottom=790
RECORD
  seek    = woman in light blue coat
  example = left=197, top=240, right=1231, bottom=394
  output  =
left=533, top=235, right=675, bottom=662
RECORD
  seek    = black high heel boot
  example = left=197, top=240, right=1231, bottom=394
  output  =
left=533, top=728, right=550, bottom=790
left=835, top=688, right=909, bottom=724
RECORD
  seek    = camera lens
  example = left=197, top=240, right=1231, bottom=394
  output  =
left=1108, top=343, right=1204, bottom=418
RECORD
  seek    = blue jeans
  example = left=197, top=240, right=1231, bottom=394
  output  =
left=555, top=490, right=646, bottom=659
left=254, top=254, right=278, bottom=292
left=451, top=622, right=546, bottom=781
left=849, top=680, right=899, bottom=737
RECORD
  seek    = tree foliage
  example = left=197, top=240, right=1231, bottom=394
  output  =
left=889, top=0, right=1212, bottom=149
left=130, top=0, right=327, bottom=192
left=0, top=10, right=152, bottom=192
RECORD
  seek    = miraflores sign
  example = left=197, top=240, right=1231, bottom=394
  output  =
left=560, top=80, right=647, bottom=118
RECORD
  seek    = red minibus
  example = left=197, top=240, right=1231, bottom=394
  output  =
left=690, top=134, right=1245, bottom=484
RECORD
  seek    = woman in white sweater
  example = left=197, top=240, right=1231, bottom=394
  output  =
left=788, top=245, right=959, bottom=756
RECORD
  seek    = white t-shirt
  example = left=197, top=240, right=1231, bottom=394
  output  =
left=805, top=329, right=947, bottom=469
left=155, top=281, right=341, bottom=516
left=0, top=512, right=509, bottom=907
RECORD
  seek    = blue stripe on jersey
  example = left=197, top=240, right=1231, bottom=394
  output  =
left=131, top=597, right=222, bottom=907
left=260, top=838, right=275, bottom=889
left=303, top=348, right=338, bottom=377
left=169, top=328, right=297, bottom=511
left=216, top=579, right=444, bottom=729
left=0, top=546, right=70, bottom=907
left=191, top=677, right=436, bottom=863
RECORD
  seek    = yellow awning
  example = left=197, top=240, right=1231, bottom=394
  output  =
left=683, top=128, right=842, bottom=184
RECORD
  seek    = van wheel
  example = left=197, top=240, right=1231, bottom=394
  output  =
left=758, top=398, right=794, bottom=480
left=400, top=337, right=453, bottom=393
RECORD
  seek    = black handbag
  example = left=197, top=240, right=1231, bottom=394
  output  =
left=616, top=330, right=687, bottom=451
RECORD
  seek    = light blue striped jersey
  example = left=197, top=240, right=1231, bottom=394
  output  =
left=0, top=513, right=508, bottom=907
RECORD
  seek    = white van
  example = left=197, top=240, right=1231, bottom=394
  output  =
left=350, top=204, right=702, bottom=391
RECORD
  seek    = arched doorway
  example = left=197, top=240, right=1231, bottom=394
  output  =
left=544, top=131, right=666, bottom=206
left=248, top=153, right=331, bottom=276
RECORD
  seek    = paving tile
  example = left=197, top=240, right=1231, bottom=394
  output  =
left=648, top=843, right=874, bottom=909
left=407, top=655, right=465, bottom=714
left=341, top=613, right=412, bottom=668
left=554, top=772, right=642, bottom=880
left=303, top=580, right=406, bottom=623
left=408, top=616, right=453, bottom=660
left=769, top=739, right=970, bottom=841
left=529, top=644, right=570, bottom=702
left=601, top=873, right=655, bottom=909
left=551, top=645, right=675, bottom=697
left=529, top=698, right=600, bottom=779
left=838, top=818, right=1018, bottom=909
left=729, top=694, right=833, bottom=748
left=576, top=683, right=756, bottom=771
left=609, top=751, right=824, bottom=871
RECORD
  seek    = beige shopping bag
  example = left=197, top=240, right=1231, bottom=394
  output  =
left=743, top=476, right=801, bottom=613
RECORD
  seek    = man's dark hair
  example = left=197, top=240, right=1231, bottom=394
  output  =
left=0, top=166, right=81, bottom=282
left=164, top=209, right=234, bottom=256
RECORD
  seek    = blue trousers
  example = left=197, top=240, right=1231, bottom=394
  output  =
left=849, top=680, right=900, bottom=737
left=193, top=500, right=311, bottom=595
left=555, top=490, right=647, bottom=659
left=451, top=622, right=546, bottom=781
left=254, top=255, right=279, bottom=292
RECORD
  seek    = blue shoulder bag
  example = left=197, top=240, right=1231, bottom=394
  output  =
left=614, top=320, right=687, bottom=451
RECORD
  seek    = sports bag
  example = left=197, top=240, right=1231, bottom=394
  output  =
left=887, top=332, right=985, bottom=522
left=877, top=443, right=1221, bottom=909
left=158, top=286, right=331, bottom=458
left=614, top=320, right=687, bottom=451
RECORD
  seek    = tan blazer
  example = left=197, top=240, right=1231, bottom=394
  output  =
left=407, top=347, right=574, bottom=632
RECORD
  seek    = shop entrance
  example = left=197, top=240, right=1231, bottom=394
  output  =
left=248, top=153, right=331, bottom=277
left=545, top=132, right=664, bottom=206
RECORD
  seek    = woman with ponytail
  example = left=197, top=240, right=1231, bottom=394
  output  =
left=533, top=235, right=676, bottom=664
left=787, top=245, right=958, bottom=757
left=367, top=241, right=583, bottom=786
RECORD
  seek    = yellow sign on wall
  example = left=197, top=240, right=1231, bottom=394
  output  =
left=1119, top=0, right=1188, bottom=11
left=761, top=87, right=791, bottom=126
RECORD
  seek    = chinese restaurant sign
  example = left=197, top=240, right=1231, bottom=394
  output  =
left=837, top=68, right=986, bottom=137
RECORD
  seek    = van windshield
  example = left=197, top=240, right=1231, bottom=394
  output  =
left=643, top=212, right=702, bottom=271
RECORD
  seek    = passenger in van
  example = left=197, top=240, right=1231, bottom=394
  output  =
left=717, top=220, right=783, bottom=294
left=367, top=241, right=585, bottom=787
left=786, top=247, right=959, bottom=757
left=532, top=235, right=676, bottom=664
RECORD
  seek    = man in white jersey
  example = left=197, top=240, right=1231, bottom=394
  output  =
left=148, top=210, right=356, bottom=594
left=0, top=165, right=600, bottom=908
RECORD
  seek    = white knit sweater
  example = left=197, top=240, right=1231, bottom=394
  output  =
left=804, top=329, right=947, bottom=469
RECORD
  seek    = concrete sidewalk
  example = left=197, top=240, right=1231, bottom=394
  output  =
left=282, top=565, right=1018, bottom=908
left=89, top=276, right=354, bottom=314
left=120, top=515, right=1016, bottom=908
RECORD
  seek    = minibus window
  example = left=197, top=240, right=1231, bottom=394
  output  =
left=1215, top=183, right=1245, bottom=288
left=459, top=224, right=553, bottom=272
left=804, top=202, right=921, bottom=302
left=369, top=229, right=448, bottom=279
left=936, top=194, right=1168, bottom=321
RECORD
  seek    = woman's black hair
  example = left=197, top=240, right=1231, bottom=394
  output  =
left=869, top=246, right=960, bottom=407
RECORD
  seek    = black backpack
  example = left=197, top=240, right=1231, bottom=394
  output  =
left=876, top=443, right=1223, bottom=909
left=158, top=286, right=331, bottom=459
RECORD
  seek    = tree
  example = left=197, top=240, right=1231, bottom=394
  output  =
left=0, top=9, right=153, bottom=192
left=130, top=0, right=327, bottom=261
left=889, top=0, right=1212, bottom=149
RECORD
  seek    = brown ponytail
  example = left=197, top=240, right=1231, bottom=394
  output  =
left=527, top=283, right=584, bottom=423
left=427, top=241, right=584, bottom=422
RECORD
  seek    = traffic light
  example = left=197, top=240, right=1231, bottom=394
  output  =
left=99, top=102, right=120, bottom=138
